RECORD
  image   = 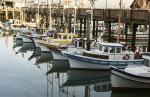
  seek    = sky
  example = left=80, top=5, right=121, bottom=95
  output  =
left=15, top=0, right=134, bottom=9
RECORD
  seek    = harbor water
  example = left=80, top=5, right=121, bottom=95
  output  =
left=0, top=36, right=150, bottom=97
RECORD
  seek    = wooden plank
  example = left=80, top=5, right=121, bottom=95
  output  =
left=93, top=9, right=104, bottom=21
left=130, top=10, right=148, bottom=24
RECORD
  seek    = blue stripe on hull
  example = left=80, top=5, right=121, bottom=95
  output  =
left=66, top=54, right=144, bottom=67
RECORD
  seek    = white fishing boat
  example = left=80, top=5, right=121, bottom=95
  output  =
left=62, top=39, right=144, bottom=69
left=34, top=32, right=78, bottom=52
left=111, top=65, right=150, bottom=91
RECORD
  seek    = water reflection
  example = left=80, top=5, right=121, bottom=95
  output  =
left=47, top=60, right=70, bottom=74
left=16, top=42, right=35, bottom=54
left=14, top=35, right=35, bottom=54
left=28, top=47, right=41, bottom=60
left=111, top=91, right=150, bottom=97
left=4, top=36, right=8, bottom=47
left=63, top=70, right=110, bottom=87
left=13, top=36, right=23, bottom=48
left=35, top=51, right=53, bottom=65
left=3, top=36, right=150, bottom=97
left=60, top=69, right=111, bottom=97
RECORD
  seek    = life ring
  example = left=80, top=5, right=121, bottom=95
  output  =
left=123, top=54, right=130, bottom=60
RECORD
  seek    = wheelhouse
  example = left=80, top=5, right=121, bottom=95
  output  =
left=96, top=42, right=124, bottom=54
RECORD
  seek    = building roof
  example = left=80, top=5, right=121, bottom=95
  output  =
left=84, top=0, right=134, bottom=9
left=97, top=42, right=124, bottom=47
left=14, top=0, right=134, bottom=9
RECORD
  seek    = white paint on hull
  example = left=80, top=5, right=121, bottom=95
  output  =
left=111, top=69, right=150, bottom=88
left=68, top=58, right=110, bottom=70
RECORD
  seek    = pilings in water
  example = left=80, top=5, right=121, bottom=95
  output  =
left=93, top=19, right=96, bottom=39
left=84, top=18, right=86, bottom=38
left=148, top=16, right=150, bottom=52
left=107, top=21, right=111, bottom=42
left=86, top=11, right=91, bottom=51
left=79, top=18, right=83, bottom=37
left=125, top=21, right=128, bottom=47
left=131, top=24, right=138, bottom=52
left=69, top=17, right=72, bottom=33
left=84, top=86, right=90, bottom=97
left=95, top=21, right=98, bottom=41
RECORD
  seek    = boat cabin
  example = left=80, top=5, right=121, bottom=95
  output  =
left=83, top=42, right=137, bottom=61
left=72, top=38, right=95, bottom=48
left=57, top=33, right=78, bottom=40
left=96, top=42, right=124, bottom=54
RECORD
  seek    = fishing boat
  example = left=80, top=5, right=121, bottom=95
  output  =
left=111, top=65, right=150, bottom=91
left=34, top=32, right=78, bottom=52
left=62, top=39, right=144, bottom=69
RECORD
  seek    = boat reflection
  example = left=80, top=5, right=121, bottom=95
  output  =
left=35, top=51, right=53, bottom=65
left=63, top=70, right=110, bottom=87
left=111, top=91, right=150, bottom=97
left=28, top=47, right=41, bottom=60
left=13, top=35, right=23, bottom=48
left=15, top=35, right=35, bottom=54
left=47, top=59, right=70, bottom=74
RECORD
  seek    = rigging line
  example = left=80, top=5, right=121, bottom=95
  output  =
left=37, top=63, right=53, bottom=84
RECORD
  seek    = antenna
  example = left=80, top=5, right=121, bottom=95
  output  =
left=117, top=0, right=122, bottom=43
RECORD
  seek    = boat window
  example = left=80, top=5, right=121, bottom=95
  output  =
left=99, top=45, right=102, bottom=51
left=122, top=47, right=126, bottom=51
left=63, top=35, right=67, bottom=39
left=79, top=41, right=83, bottom=47
left=102, top=85, right=107, bottom=91
left=144, top=59, right=149, bottom=66
left=58, top=35, right=61, bottom=39
left=110, top=47, right=115, bottom=53
left=69, top=36, right=71, bottom=39
left=104, top=46, right=108, bottom=52
left=74, top=41, right=77, bottom=47
left=116, top=47, right=121, bottom=53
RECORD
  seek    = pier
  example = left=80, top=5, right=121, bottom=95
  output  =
left=0, top=0, right=150, bottom=51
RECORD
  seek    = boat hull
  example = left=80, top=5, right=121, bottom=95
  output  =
left=68, top=58, right=110, bottom=70
left=13, top=38, right=23, bottom=48
left=33, top=38, right=50, bottom=52
left=64, top=53, right=144, bottom=69
left=111, top=67, right=150, bottom=91
left=51, top=51, right=67, bottom=60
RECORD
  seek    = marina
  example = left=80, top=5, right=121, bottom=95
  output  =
left=1, top=0, right=150, bottom=97
left=1, top=35, right=150, bottom=97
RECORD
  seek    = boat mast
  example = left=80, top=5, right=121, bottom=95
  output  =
left=90, top=0, right=94, bottom=39
left=89, top=0, right=96, bottom=39
left=117, top=0, right=122, bottom=43
left=36, top=0, right=40, bottom=28
left=46, top=0, right=49, bottom=29
left=3, top=2, right=8, bottom=20
left=49, top=0, right=53, bottom=30
left=73, top=0, right=78, bottom=34
left=12, top=0, right=15, bottom=20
